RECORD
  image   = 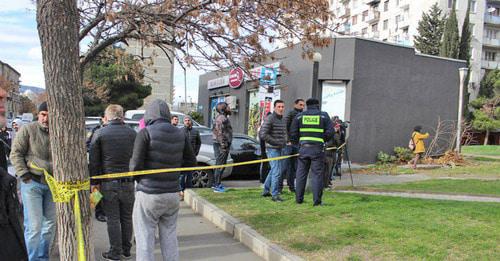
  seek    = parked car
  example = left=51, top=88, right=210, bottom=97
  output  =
left=198, top=133, right=266, bottom=181
left=192, top=134, right=233, bottom=188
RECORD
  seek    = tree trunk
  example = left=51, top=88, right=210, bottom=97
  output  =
left=36, top=1, right=93, bottom=260
left=484, top=130, right=490, bottom=145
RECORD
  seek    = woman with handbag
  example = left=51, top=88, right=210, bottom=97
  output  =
left=408, top=126, right=430, bottom=169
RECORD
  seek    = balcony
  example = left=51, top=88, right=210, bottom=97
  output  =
left=484, top=14, right=500, bottom=25
left=366, top=11, right=380, bottom=24
left=364, top=0, right=381, bottom=5
left=399, top=0, right=410, bottom=9
left=483, top=37, right=500, bottom=47
left=397, top=15, right=410, bottom=30
left=338, top=6, right=351, bottom=18
left=482, top=60, right=499, bottom=69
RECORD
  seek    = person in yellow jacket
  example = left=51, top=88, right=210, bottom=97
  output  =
left=409, top=125, right=430, bottom=169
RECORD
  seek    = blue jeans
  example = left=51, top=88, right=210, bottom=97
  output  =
left=263, top=148, right=283, bottom=197
left=21, top=180, right=56, bottom=261
left=179, top=172, right=193, bottom=191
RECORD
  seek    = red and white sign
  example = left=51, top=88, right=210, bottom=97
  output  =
left=229, top=67, right=244, bottom=88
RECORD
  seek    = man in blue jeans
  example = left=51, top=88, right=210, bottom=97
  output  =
left=280, top=98, right=304, bottom=193
left=10, top=102, right=55, bottom=261
left=260, top=100, right=287, bottom=202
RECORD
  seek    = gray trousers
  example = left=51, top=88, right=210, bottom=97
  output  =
left=133, top=191, right=180, bottom=261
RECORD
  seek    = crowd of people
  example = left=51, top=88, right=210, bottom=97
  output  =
left=0, top=90, right=431, bottom=261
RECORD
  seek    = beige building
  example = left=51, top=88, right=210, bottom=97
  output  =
left=331, top=0, right=500, bottom=99
left=0, top=60, right=21, bottom=117
left=125, top=40, right=174, bottom=108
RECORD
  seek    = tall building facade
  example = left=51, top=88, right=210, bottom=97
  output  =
left=125, top=40, right=174, bottom=108
left=331, top=0, right=500, bottom=99
left=0, top=60, right=21, bottom=117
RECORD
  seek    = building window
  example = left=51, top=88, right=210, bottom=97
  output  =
left=352, top=15, right=358, bottom=25
left=395, top=15, right=401, bottom=27
left=362, top=10, right=368, bottom=21
left=372, top=23, right=378, bottom=32
left=383, top=19, right=388, bottom=30
left=485, top=28, right=498, bottom=39
left=484, top=51, right=497, bottom=61
left=470, top=23, right=475, bottom=36
left=448, top=0, right=453, bottom=8
left=471, top=0, right=477, bottom=13
left=384, top=1, right=389, bottom=11
left=362, top=28, right=368, bottom=36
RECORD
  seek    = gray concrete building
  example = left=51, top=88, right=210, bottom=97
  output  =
left=125, top=40, right=174, bottom=107
left=198, top=38, right=466, bottom=163
left=0, top=60, right=21, bottom=117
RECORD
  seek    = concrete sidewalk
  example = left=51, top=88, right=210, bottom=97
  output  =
left=93, top=203, right=262, bottom=261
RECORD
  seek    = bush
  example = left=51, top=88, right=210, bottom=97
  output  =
left=377, top=151, right=397, bottom=165
left=188, top=111, right=204, bottom=125
left=394, top=147, right=413, bottom=162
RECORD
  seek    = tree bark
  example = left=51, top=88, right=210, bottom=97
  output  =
left=484, top=130, right=490, bottom=145
left=37, top=1, right=93, bottom=260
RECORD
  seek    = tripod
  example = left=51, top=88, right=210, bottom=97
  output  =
left=330, top=140, right=354, bottom=187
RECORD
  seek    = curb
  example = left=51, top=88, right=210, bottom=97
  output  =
left=184, top=189, right=304, bottom=261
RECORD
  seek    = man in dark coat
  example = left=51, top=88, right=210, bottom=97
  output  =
left=0, top=87, right=27, bottom=260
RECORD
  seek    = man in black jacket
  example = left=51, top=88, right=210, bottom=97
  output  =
left=130, top=99, right=196, bottom=261
left=259, top=100, right=287, bottom=202
left=0, top=88, right=28, bottom=261
left=89, top=105, right=137, bottom=261
left=180, top=116, right=201, bottom=193
left=280, top=98, right=304, bottom=193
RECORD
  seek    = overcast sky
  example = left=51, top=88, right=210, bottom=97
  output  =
left=0, top=1, right=202, bottom=103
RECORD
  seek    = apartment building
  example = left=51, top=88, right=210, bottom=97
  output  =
left=0, top=60, right=21, bottom=117
left=331, top=0, right=500, bottom=98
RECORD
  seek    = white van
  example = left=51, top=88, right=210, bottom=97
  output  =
left=21, top=113, right=34, bottom=123
left=125, top=109, right=204, bottom=127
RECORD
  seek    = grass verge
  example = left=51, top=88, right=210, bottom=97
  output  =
left=461, top=145, right=500, bottom=157
left=197, top=189, right=499, bottom=260
left=346, top=179, right=500, bottom=196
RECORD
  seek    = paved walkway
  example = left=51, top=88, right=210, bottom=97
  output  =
left=93, top=203, right=262, bottom=261
left=336, top=190, right=500, bottom=203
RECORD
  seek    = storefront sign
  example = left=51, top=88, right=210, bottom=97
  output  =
left=207, top=75, right=229, bottom=90
left=229, top=67, right=244, bottom=88
left=207, top=62, right=281, bottom=90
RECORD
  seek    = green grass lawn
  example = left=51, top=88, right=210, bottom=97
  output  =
left=462, top=145, right=500, bottom=157
left=355, top=157, right=500, bottom=177
left=197, top=189, right=500, bottom=260
left=352, top=179, right=500, bottom=196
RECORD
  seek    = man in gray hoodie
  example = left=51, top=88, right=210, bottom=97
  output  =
left=130, top=99, right=196, bottom=261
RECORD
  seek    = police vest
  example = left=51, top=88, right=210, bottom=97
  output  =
left=299, top=114, right=326, bottom=144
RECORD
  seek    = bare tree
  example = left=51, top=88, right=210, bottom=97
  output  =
left=37, top=0, right=336, bottom=259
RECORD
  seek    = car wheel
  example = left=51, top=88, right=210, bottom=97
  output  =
left=191, top=169, right=213, bottom=188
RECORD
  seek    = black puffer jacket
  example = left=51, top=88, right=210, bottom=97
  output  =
left=259, top=112, right=287, bottom=149
left=89, top=120, right=137, bottom=182
left=130, top=100, right=196, bottom=194
left=184, top=126, right=201, bottom=156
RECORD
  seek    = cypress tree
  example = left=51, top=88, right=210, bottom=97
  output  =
left=440, top=0, right=460, bottom=59
left=414, top=3, right=445, bottom=55
left=459, top=0, right=472, bottom=62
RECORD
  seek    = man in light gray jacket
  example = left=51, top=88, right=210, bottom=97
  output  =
left=259, top=100, right=287, bottom=202
left=10, top=102, right=55, bottom=261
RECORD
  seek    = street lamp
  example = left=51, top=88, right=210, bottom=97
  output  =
left=312, top=52, right=322, bottom=99
left=456, top=67, right=469, bottom=153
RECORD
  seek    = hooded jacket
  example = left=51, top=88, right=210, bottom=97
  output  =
left=10, top=122, right=52, bottom=184
left=129, top=100, right=197, bottom=194
left=212, top=103, right=233, bottom=148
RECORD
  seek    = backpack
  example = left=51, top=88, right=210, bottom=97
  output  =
left=408, top=133, right=416, bottom=151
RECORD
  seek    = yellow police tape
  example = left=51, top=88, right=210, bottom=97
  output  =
left=30, top=164, right=89, bottom=261
left=27, top=142, right=346, bottom=261
left=91, top=143, right=346, bottom=180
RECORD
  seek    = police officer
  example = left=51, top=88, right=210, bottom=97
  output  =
left=290, top=98, right=334, bottom=206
